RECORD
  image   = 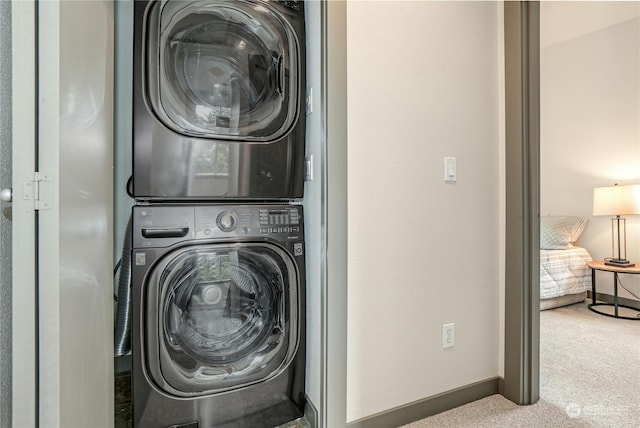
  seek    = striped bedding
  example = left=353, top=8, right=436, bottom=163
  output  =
left=540, top=246, right=592, bottom=300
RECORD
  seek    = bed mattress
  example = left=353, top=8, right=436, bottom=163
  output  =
left=540, top=246, right=592, bottom=300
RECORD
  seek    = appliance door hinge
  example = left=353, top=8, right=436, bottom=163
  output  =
left=24, top=172, right=53, bottom=210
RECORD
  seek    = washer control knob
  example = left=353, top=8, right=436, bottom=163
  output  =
left=216, top=211, right=237, bottom=232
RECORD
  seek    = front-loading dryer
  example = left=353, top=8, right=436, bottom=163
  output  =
left=131, top=204, right=306, bottom=427
left=132, top=0, right=306, bottom=201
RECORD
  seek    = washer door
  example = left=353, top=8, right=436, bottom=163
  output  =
left=145, top=0, right=299, bottom=141
left=144, top=243, right=299, bottom=396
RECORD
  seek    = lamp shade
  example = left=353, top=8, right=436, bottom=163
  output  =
left=593, top=184, right=640, bottom=216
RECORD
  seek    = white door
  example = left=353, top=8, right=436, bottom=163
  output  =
left=1, top=1, right=114, bottom=426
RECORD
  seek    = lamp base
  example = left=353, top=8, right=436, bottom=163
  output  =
left=605, top=258, right=634, bottom=268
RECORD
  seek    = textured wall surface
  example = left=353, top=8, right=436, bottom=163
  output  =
left=0, top=1, right=13, bottom=426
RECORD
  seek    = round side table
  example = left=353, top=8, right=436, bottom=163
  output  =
left=587, top=261, right=640, bottom=321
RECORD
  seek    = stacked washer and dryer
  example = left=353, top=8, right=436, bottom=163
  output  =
left=129, top=1, right=307, bottom=426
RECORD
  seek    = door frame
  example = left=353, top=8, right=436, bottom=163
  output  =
left=503, top=1, right=540, bottom=405
left=11, top=1, right=38, bottom=426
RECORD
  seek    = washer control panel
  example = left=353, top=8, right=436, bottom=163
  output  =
left=133, top=204, right=304, bottom=248
left=193, top=205, right=302, bottom=241
left=259, top=207, right=300, bottom=234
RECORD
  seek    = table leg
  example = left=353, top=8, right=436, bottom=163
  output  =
left=613, top=272, right=619, bottom=318
left=591, top=268, right=596, bottom=305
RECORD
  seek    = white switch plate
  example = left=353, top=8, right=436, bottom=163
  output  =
left=304, top=155, right=314, bottom=181
left=444, top=157, right=456, bottom=183
left=306, top=87, right=313, bottom=116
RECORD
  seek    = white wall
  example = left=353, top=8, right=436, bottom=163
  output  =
left=541, top=1, right=640, bottom=49
left=541, top=2, right=640, bottom=300
left=324, top=2, right=349, bottom=426
left=345, top=1, right=502, bottom=422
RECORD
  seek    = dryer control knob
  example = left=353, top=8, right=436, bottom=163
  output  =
left=217, top=211, right=237, bottom=232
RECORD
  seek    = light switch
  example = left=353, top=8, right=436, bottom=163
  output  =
left=445, top=157, right=456, bottom=183
left=306, top=87, right=313, bottom=116
left=305, top=155, right=314, bottom=181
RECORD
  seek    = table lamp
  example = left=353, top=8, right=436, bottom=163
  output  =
left=592, top=184, right=640, bottom=267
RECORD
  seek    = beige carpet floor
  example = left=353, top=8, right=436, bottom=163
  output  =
left=401, top=302, right=640, bottom=427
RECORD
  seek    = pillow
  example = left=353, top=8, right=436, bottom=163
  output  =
left=540, top=216, right=588, bottom=250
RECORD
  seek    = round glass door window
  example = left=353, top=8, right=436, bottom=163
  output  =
left=144, top=244, right=299, bottom=396
left=145, top=0, right=300, bottom=140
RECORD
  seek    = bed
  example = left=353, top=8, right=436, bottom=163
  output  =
left=539, top=216, right=593, bottom=310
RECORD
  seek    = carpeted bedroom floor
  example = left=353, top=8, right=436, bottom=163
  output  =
left=401, top=302, right=640, bottom=427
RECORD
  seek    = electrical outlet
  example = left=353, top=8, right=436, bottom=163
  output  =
left=443, top=323, right=455, bottom=348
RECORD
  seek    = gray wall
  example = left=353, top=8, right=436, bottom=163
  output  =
left=302, top=0, right=323, bottom=416
left=114, top=0, right=134, bottom=375
left=114, top=0, right=134, bottom=264
left=0, top=1, right=12, bottom=425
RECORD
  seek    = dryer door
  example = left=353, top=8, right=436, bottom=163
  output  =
left=145, top=0, right=299, bottom=141
left=144, top=243, right=299, bottom=396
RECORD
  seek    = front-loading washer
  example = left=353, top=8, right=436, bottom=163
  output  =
left=132, top=0, right=306, bottom=201
left=131, top=204, right=306, bottom=427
